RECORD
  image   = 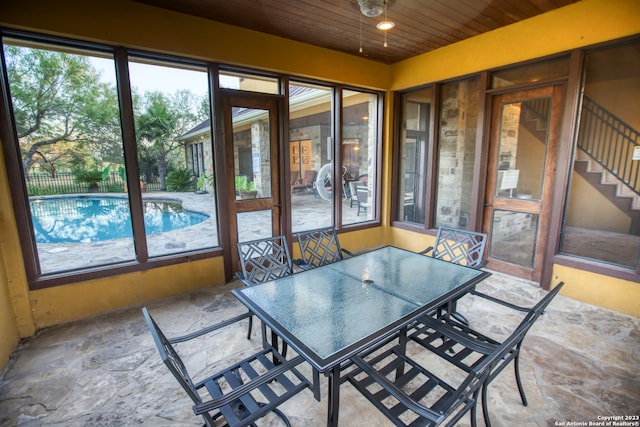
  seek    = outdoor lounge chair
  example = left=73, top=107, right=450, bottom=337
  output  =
left=408, top=282, right=565, bottom=427
left=291, top=170, right=316, bottom=193
left=356, top=186, right=369, bottom=216
left=294, top=226, right=354, bottom=269
left=289, top=170, right=300, bottom=191
left=348, top=180, right=366, bottom=208
left=142, top=307, right=312, bottom=427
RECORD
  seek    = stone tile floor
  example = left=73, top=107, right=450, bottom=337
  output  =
left=1, top=273, right=639, bottom=426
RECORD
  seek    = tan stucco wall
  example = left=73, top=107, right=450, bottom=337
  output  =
left=566, top=173, right=630, bottom=232
left=553, top=264, right=640, bottom=317
left=0, top=0, right=391, bottom=91
left=390, top=0, right=640, bottom=91
left=388, top=0, right=640, bottom=318
left=0, top=137, right=32, bottom=371
left=0, top=0, right=393, bottom=362
left=0, top=0, right=639, bottom=372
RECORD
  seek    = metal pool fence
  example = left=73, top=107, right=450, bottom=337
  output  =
left=26, top=172, right=161, bottom=196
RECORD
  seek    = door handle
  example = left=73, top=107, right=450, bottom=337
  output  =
left=484, top=203, right=492, bottom=207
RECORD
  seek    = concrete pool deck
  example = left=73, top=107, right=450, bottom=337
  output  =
left=35, top=191, right=367, bottom=274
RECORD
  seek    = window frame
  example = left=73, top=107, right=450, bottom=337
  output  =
left=0, top=29, right=384, bottom=289
left=554, top=39, right=640, bottom=280
left=391, top=39, right=640, bottom=284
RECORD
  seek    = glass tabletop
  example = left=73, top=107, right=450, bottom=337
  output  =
left=232, top=246, right=489, bottom=371
left=326, top=246, right=484, bottom=305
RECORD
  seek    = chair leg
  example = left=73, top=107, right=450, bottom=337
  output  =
left=514, top=353, right=528, bottom=406
left=272, top=408, right=292, bottom=427
left=451, top=310, right=469, bottom=326
left=449, top=299, right=469, bottom=326
left=482, top=382, right=492, bottom=427
left=470, top=397, right=478, bottom=427
left=246, top=315, right=253, bottom=339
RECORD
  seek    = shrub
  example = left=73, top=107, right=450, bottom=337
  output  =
left=72, top=168, right=104, bottom=191
left=166, top=168, right=196, bottom=192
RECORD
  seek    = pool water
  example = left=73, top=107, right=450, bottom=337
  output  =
left=30, top=196, right=209, bottom=243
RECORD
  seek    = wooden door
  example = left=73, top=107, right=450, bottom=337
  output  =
left=483, top=85, right=563, bottom=282
left=222, top=93, right=282, bottom=273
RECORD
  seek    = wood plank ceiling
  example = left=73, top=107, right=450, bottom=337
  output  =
left=135, top=0, right=578, bottom=64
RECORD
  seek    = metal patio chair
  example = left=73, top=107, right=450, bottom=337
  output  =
left=345, top=300, right=537, bottom=427
left=142, top=307, right=312, bottom=427
left=408, top=282, right=565, bottom=427
left=348, top=180, right=366, bottom=208
left=419, top=226, right=489, bottom=324
left=419, top=226, right=488, bottom=269
left=294, top=226, right=354, bottom=269
left=236, top=235, right=294, bottom=286
left=236, top=235, right=294, bottom=350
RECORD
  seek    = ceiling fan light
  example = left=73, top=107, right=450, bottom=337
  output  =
left=376, top=20, right=395, bottom=30
left=357, top=0, right=384, bottom=17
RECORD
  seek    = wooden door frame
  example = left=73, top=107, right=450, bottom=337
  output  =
left=483, top=85, right=564, bottom=282
left=221, top=92, right=283, bottom=275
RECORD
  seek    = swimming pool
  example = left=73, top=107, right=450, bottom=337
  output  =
left=30, top=196, right=210, bottom=243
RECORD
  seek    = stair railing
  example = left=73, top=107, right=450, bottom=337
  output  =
left=577, top=96, right=640, bottom=196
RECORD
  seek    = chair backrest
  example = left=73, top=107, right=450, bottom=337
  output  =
left=237, top=235, right=294, bottom=285
left=349, top=180, right=366, bottom=199
left=356, top=186, right=368, bottom=203
left=297, top=226, right=344, bottom=268
left=302, top=170, right=316, bottom=185
left=431, top=226, right=487, bottom=268
left=516, top=281, right=564, bottom=334
left=142, top=307, right=202, bottom=405
left=290, top=170, right=300, bottom=186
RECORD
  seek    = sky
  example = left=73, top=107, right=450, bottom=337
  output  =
left=89, top=56, right=215, bottom=96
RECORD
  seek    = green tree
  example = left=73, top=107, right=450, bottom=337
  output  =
left=134, top=89, right=206, bottom=191
left=5, top=45, right=121, bottom=180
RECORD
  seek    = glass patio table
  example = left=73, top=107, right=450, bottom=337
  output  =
left=232, top=245, right=491, bottom=426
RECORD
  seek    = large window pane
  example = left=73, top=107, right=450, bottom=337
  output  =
left=494, top=98, right=550, bottom=201
left=129, top=59, right=218, bottom=257
left=290, top=82, right=333, bottom=233
left=491, top=57, right=569, bottom=89
left=4, top=41, right=134, bottom=274
left=395, top=88, right=432, bottom=223
left=561, top=41, right=640, bottom=268
left=342, top=89, right=378, bottom=225
left=435, top=78, right=480, bottom=230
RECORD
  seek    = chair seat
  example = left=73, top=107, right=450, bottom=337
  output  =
left=407, top=282, right=565, bottom=427
left=347, top=345, right=481, bottom=427
left=143, top=308, right=312, bottom=427
left=409, top=315, right=500, bottom=373
left=200, top=350, right=310, bottom=427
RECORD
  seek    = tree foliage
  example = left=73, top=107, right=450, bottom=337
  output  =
left=6, top=43, right=210, bottom=192
left=5, top=45, right=121, bottom=179
left=134, top=89, right=207, bottom=190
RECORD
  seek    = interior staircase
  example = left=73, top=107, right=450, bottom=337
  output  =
left=522, top=96, right=640, bottom=235
left=573, top=150, right=640, bottom=234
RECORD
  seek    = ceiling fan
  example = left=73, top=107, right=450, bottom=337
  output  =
left=357, top=0, right=385, bottom=17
